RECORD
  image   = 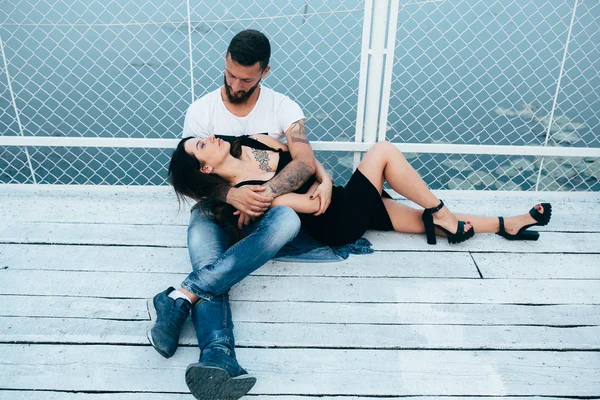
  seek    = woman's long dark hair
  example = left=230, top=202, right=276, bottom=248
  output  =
left=168, top=136, right=245, bottom=235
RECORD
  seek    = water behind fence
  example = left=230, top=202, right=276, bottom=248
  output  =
left=1, top=0, right=599, bottom=190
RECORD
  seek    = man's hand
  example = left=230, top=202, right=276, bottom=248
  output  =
left=310, top=178, right=332, bottom=216
left=226, top=186, right=273, bottom=217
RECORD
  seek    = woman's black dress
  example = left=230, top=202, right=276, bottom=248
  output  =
left=234, top=136, right=394, bottom=246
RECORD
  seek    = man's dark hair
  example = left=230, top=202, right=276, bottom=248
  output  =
left=227, top=29, right=271, bottom=71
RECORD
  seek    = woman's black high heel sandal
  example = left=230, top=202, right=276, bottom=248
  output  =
left=421, top=200, right=475, bottom=245
left=496, top=203, right=552, bottom=241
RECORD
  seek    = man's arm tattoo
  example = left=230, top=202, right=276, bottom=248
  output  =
left=251, top=148, right=273, bottom=172
left=266, top=160, right=313, bottom=195
left=264, top=118, right=313, bottom=195
left=215, top=185, right=232, bottom=203
left=289, top=118, right=310, bottom=144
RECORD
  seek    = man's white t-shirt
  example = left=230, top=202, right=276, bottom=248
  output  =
left=182, top=86, right=304, bottom=142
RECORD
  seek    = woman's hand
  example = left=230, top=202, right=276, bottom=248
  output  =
left=310, top=177, right=332, bottom=216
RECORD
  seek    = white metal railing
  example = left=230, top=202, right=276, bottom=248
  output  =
left=3, top=135, right=600, bottom=157
left=1, top=0, right=599, bottom=190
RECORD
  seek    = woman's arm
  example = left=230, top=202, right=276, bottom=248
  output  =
left=313, top=159, right=332, bottom=183
left=310, top=159, right=333, bottom=216
left=250, top=133, right=332, bottom=215
left=271, top=181, right=321, bottom=214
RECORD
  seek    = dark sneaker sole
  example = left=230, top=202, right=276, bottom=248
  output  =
left=186, top=364, right=256, bottom=400
left=146, top=297, right=171, bottom=359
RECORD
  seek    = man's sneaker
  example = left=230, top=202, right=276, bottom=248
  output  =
left=185, top=349, right=256, bottom=400
left=147, top=287, right=192, bottom=358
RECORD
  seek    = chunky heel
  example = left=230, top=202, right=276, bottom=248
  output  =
left=422, top=209, right=437, bottom=244
left=496, top=203, right=551, bottom=241
left=518, top=230, right=540, bottom=241
left=421, top=200, right=474, bottom=245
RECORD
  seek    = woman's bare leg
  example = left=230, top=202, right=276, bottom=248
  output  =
left=357, top=141, right=470, bottom=235
left=455, top=204, right=548, bottom=234
left=382, top=198, right=548, bottom=235
left=381, top=199, right=426, bottom=233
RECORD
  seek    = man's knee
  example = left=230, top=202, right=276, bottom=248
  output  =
left=265, top=206, right=301, bottom=242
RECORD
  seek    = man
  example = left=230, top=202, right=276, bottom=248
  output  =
left=147, top=29, right=331, bottom=400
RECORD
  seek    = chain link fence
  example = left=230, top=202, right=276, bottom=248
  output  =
left=1, top=0, right=599, bottom=190
left=388, top=0, right=599, bottom=191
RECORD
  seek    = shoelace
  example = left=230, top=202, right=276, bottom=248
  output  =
left=162, top=300, right=190, bottom=335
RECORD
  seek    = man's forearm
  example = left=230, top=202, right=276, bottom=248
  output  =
left=264, top=159, right=314, bottom=197
left=267, top=117, right=316, bottom=197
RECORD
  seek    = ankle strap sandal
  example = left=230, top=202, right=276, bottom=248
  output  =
left=421, top=200, right=475, bottom=245
left=497, top=203, right=552, bottom=241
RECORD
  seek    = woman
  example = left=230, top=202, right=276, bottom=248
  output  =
left=168, top=134, right=551, bottom=247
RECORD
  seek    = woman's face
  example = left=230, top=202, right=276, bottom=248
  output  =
left=184, top=136, right=230, bottom=173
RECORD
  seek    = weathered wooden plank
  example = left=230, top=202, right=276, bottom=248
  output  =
left=0, top=295, right=148, bottom=320
left=1, top=222, right=598, bottom=253
left=1, top=188, right=598, bottom=232
left=1, top=345, right=598, bottom=395
left=0, top=244, right=189, bottom=273
left=0, top=187, right=180, bottom=228
left=399, top=189, right=600, bottom=203
left=474, top=253, right=600, bottom=279
left=1, top=295, right=598, bottom=325
left=0, top=244, right=479, bottom=278
left=1, top=270, right=598, bottom=304
left=0, top=393, right=579, bottom=400
left=0, top=222, right=186, bottom=247
left=0, top=194, right=188, bottom=225
left=366, top=231, right=600, bottom=253
left=0, top=196, right=600, bottom=232
left=0, top=393, right=196, bottom=400
left=3, top=185, right=597, bottom=201
left=3, top=296, right=598, bottom=326
left=0, top=244, right=470, bottom=277
left=2, top=186, right=596, bottom=204
left=2, top=317, right=598, bottom=350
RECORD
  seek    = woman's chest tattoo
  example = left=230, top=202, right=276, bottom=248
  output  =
left=251, top=149, right=273, bottom=172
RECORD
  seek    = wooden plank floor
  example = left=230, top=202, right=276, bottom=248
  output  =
left=0, top=185, right=599, bottom=399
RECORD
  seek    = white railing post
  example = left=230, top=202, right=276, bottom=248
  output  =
left=354, top=0, right=399, bottom=168
left=362, top=0, right=388, bottom=144
left=377, top=0, right=399, bottom=143
left=353, top=0, right=374, bottom=169
left=0, top=34, right=37, bottom=184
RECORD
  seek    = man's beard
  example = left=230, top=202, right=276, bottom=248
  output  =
left=224, top=75, right=261, bottom=104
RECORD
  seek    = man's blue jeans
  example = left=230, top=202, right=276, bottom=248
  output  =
left=182, top=204, right=301, bottom=300
left=182, top=203, right=300, bottom=360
